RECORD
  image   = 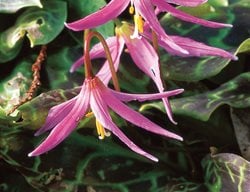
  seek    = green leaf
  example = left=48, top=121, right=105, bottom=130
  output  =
left=140, top=72, right=250, bottom=121
left=0, top=1, right=67, bottom=63
left=0, top=0, right=42, bottom=13
left=45, top=46, right=83, bottom=89
left=202, top=153, right=250, bottom=192
left=160, top=1, right=250, bottom=81
left=209, top=0, right=229, bottom=7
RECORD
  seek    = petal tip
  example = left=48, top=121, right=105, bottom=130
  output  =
left=28, top=152, right=34, bottom=157
left=64, top=22, right=79, bottom=31
left=233, top=55, right=238, bottom=61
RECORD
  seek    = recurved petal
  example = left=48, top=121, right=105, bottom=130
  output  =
left=123, top=33, right=181, bottom=124
left=96, top=36, right=125, bottom=85
left=34, top=97, right=77, bottom=136
left=65, top=0, right=130, bottom=31
left=90, top=85, right=159, bottom=161
left=134, top=0, right=188, bottom=55
left=28, top=82, right=90, bottom=157
left=99, top=82, right=183, bottom=141
left=169, top=36, right=237, bottom=59
left=166, top=0, right=207, bottom=7
left=124, top=35, right=163, bottom=88
left=110, top=88, right=184, bottom=102
left=153, top=0, right=232, bottom=28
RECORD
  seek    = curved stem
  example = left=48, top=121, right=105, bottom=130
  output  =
left=84, top=29, right=93, bottom=78
left=84, top=31, right=120, bottom=91
left=152, top=30, right=159, bottom=55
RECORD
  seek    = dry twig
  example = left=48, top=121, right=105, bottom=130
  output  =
left=8, top=45, right=47, bottom=114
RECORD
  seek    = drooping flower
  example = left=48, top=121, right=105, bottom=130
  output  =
left=28, top=76, right=184, bottom=161
left=66, top=0, right=232, bottom=55
left=70, top=22, right=237, bottom=123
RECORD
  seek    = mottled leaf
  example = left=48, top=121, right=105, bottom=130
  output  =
left=160, top=1, right=250, bottom=81
left=231, top=108, right=250, bottom=161
left=0, top=58, right=32, bottom=113
left=0, top=0, right=42, bottom=13
left=140, top=72, right=250, bottom=121
left=0, top=1, right=67, bottom=63
left=202, top=153, right=250, bottom=192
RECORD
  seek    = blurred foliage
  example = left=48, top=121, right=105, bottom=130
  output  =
left=0, top=0, right=250, bottom=192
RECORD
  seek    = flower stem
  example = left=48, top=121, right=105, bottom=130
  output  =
left=84, top=29, right=94, bottom=79
left=84, top=30, right=120, bottom=91
left=152, top=30, right=159, bottom=55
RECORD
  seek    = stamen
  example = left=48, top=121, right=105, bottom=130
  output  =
left=129, top=6, right=134, bottom=14
left=96, top=120, right=110, bottom=139
left=130, top=14, right=144, bottom=39
left=136, top=15, right=144, bottom=34
left=85, top=111, right=93, bottom=117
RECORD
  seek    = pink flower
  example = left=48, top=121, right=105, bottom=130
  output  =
left=70, top=23, right=236, bottom=123
left=28, top=76, right=184, bottom=161
left=66, top=0, right=232, bottom=55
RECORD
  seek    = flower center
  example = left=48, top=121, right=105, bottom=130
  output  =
left=85, top=111, right=110, bottom=140
left=129, top=5, right=144, bottom=39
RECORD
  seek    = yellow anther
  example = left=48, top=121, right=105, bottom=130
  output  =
left=134, top=15, right=144, bottom=33
left=85, top=111, right=94, bottom=117
left=96, top=120, right=105, bottom=139
left=129, top=6, right=134, bottom=14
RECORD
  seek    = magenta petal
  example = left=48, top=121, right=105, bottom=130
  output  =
left=134, top=0, right=188, bottom=54
left=34, top=97, right=76, bottom=136
left=170, top=36, right=237, bottom=59
left=153, top=0, right=232, bottom=28
left=65, top=0, right=130, bottom=31
left=164, top=36, right=237, bottom=59
left=124, top=35, right=162, bottom=88
left=96, top=36, right=125, bottom=85
left=111, top=89, right=184, bottom=102
left=166, top=0, right=207, bottom=7
left=99, top=83, right=183, bottom=141
left=28, top=82, right=90, bottom=157
left=111, top=88, right=184, bottom=125
left=123, top=34, right=181, bottom=124
left=90, top=86, right=159, bottom=161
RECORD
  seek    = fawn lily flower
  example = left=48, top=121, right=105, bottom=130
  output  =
left=28, top=30, right=184, bottom=162
left=71, top=22, right=179, bottom=124
left=28, top=76, right=184, bottom=161
left=142, top=26, right=237, bottom=60
left=66, top=0, right=232, bottom=55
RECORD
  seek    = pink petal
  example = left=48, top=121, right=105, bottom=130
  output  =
left=123, top=33, right=180, bottom=124
left=98, top=80, right=183, bottom=141
left=111, top=88, right=184, bottom=102
left=168, top=36, right=237, bottom=59
left=28, top=81, right=91, bottom=157
left=65, top=0, right=130, bottom=31
left=153, top=0, right=232, bottom=28
left=171, top=36, right=237, bottom=59
left=123, top=33, right=163, bottom=89
left=134, top=0, right=189, bottom=55
left=35, top=97, right=77, bottom=136
left=90, top=84, right=159, bottom=161
left=166, top=0, right=207, bottom=7
left=96, top=36, right=125, bottom=85
left=142, top=29, right=236, bottom=60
